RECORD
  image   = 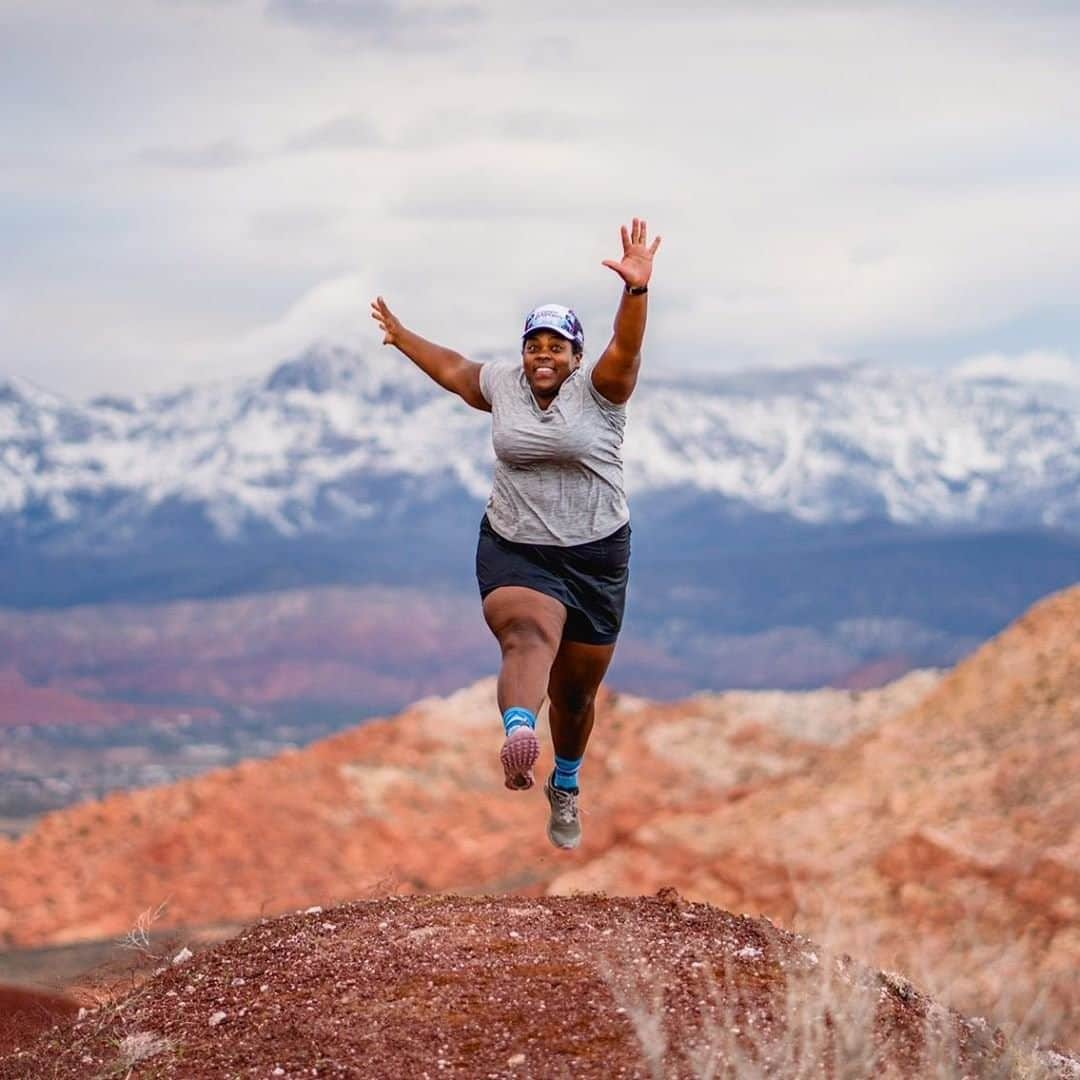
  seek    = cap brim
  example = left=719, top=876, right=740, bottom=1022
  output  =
left=523, top=329, right=574, bottom=341
left=523, top=321, right=575, bottom=341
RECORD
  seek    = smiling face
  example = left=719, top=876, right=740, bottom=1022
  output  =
left=522, top=329, right=581, bottom=404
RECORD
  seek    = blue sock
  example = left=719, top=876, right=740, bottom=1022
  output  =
left=553, top=754, right=583, bottom=791
left=502, top=707, right=536, bottom=737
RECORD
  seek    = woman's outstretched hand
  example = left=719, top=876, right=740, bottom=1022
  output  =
left=601, top=217, right=662, bottom=290
left=370, top=296, right=403, bottom=346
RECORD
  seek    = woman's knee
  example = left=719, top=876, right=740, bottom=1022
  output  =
left=549, top=683, right=597, bottom=720
left=498, top=615, right=560, bottom=657
left=483, top=588, right=565, bottom=653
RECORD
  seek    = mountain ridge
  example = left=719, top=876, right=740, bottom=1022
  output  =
left=4, top=345, right=1078, bottom=547
left=3, top=347, right=1076, bottom=703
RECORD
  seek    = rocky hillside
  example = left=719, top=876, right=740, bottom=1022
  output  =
left=3, top=895, right=1075, bottom=1079
left=0, top=586, right=1075, bottom=1045
left=0, top=671, right=939, bottom=948
left=552, top=585, right=1080, bottom=1044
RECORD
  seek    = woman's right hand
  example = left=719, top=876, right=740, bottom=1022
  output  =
left=370, top=296, right=403, bottom=347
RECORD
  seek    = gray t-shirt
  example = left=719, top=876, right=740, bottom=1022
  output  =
left=479, top=359, right=629, bottom=546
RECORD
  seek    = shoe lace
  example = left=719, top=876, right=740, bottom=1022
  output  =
left=551, top=787, right=579, bottom=824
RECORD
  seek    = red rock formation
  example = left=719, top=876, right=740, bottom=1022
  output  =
left=0, top=587, right=494, bottom=721
left=0, top=668, right=218, bottom=731
left=830, top=654, right=915, bottom=690
left=551, top=586, right=1080, bottom=1044
left=0, top=672, right=936, bottom=948
left=0, top=586, right=1075, bottom=1046
left=0, top=670, right=136, bottom=729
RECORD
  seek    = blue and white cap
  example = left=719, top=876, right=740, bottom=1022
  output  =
left=522, top=304, right=584, bottom=351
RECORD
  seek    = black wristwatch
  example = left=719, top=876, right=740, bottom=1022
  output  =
left=625, top=284, right=649, bottom=296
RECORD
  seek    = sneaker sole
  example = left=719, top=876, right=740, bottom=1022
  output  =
left=500, top=727, right=540, bottom=791
left=546, top=824, right=581, bottom=851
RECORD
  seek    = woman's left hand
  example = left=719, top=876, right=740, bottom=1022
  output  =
left=602, top=217, right=662, bottom=289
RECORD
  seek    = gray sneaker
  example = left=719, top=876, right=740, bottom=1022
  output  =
left=544, top=775, right=582, bottom=850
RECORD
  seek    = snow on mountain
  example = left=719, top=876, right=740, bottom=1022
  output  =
left=1, top=348, right=1078, bottom=544
left=629, top=366, right=1079, bottom=527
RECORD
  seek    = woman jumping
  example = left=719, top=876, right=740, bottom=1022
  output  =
left=371, top=217, right=661, bottom=850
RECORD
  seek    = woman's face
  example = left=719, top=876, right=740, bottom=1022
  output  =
left=522, top=330, right=580, bottom=402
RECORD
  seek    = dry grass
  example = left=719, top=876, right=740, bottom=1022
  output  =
left=599, top=920, right=1077, bottom=1079
left=117, top=901, right=170, bottom=961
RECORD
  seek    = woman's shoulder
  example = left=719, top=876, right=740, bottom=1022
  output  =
left=479, top=359, right=521, bottom=403
left=578, top=359, right=627, bottom=415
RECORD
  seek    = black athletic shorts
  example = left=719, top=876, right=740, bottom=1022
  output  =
left=475, top=515, right=631, bottom=645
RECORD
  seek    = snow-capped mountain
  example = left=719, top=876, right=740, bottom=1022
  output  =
left=2, top=349, right=1078, bottom=697
left=2, top=346, right=1077, bottom=552
left=632, top=367, right=1079, bottom=529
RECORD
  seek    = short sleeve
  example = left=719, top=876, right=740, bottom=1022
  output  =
left=585, top=361, right=628, bottom=414
left=479, top=360, right=507, bottom=404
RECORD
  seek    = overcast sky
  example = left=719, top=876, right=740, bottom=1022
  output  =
left=3, top=0, right=1080, bottom=399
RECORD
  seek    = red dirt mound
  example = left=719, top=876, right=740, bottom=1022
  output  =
left=0, top=983, right=78, bottom=1055
left=3, top=894, right=1073, bottom=1080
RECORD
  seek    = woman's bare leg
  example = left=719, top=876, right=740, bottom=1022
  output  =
left=546, top=639, right=616, bottom=762
left=542, top=638, right=616, bottom=847
left=482, top=586, right=566, bottom=714
left=482, top=586, right=566, bottom=790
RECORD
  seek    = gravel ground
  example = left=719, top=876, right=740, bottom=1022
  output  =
left=1, top=892, right=1073, bottom=1079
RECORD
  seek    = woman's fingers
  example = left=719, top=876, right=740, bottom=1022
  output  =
left=606, top=218, right=661, bottom=282
left=371, top=297, right=397, bottom=324
left=619, top=218, right=654, bottom=251
left=370, top=296, right=398, bottom=343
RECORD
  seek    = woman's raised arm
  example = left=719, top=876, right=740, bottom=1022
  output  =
left=370, top=296, right=489, bottom=412
left=591, top=218, right=662, bottom=406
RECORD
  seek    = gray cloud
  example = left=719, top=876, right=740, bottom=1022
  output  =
left=284, top=113, right=383, bottom=152
left=585, top=0, right=1080, bottom=10
left=5, top=0, right=1080, bottom=399
left=266, top=0, right=396, bottom=35
left=265, top=0, right=482, bottom=47
left=395, top=108, right=599, bottom=151
left=139, top=139, right=256, bottom=170
left=391, top=172, right=613, bottom=222
left=158, top=0, right=244, bottom=7
left=247, top=205, right=346, bottom=241
left=493, top=109, right=596, bottom=144
left=141, top=118, right=384, bottom=171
